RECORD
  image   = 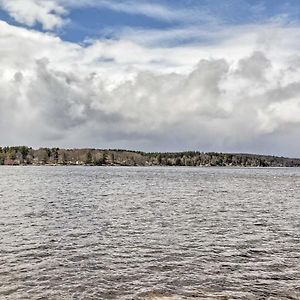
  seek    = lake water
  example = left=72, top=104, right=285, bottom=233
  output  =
left=0, top=166, right=299, bottom=300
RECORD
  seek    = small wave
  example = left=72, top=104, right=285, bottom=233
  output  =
left=141, top=292, right=229, bottom=300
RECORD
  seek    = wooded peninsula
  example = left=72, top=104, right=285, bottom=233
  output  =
left=0, top=146, right=300, bottom=167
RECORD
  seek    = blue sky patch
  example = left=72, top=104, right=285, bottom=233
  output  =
left=0, top=0, right=300, bottom=43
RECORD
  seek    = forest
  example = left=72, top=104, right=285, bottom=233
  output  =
left=1, top=146, right=300, bottom=167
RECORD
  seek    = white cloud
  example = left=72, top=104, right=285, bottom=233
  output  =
left=0, top=0, right=67, bottom=30
left=81, top=0, right=185, bottom=21
left=1, top=20, right=300, bottom=155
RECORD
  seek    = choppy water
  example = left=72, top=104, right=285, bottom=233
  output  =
left=0, top=166, right=299, bottom=300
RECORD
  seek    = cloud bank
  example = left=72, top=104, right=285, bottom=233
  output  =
left=1, top=18, right=300, bottom=156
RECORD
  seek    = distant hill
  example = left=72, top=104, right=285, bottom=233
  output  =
left=0, top=146, right=300, bottom=167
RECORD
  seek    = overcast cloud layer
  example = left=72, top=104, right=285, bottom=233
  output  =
left=1, top=1, right=300, bottom=156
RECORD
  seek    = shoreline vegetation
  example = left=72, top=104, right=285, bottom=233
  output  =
left=0, top=146, right=300, bottom=167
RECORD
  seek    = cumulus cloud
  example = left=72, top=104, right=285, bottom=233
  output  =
left=1, top=20, right=300, bottom=155
left=0, top=0, right=67, bottom=30
left=236, top=51, right=272, bottom=81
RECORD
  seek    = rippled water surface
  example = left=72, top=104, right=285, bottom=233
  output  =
left=0, top=166, right=299, bottom=300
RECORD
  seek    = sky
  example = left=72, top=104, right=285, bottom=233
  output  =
left=1, top=0, right=300, bottom=156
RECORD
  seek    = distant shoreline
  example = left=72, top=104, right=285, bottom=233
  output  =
left=1, top=146, right=300, bottom=167
left=1, top=165, right=299, bottom=169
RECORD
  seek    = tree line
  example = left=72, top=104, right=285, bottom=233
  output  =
left=0, top=146, right=300, bottom=167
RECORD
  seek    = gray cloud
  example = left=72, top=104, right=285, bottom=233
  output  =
left=1, top=52, right=300, bottom=156
left=236, top=51, right=271, bottom=81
